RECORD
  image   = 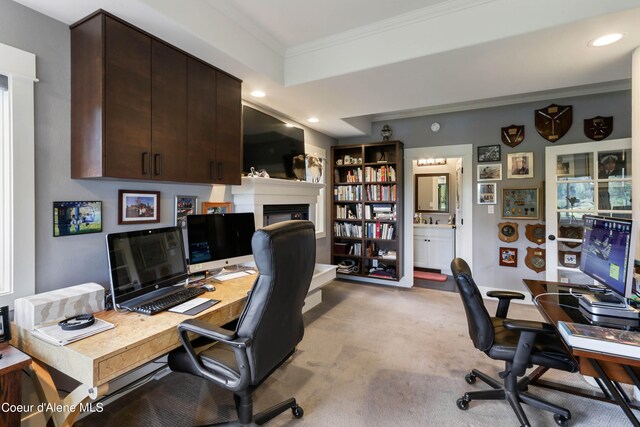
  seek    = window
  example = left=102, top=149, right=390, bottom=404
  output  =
left=0, top=43, right=36, bottom=307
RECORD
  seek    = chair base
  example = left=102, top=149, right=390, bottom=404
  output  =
left=200, top=396, right=303, bottom=427
left=457, top=369, right=571, bottom=427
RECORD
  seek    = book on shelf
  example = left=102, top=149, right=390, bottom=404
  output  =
left=557, top=320, right=640, bottom=359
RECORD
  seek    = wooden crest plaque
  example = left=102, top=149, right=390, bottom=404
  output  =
left=525, top=224, right=545, bottom=245
left=558, top=250, right=580, bottom=268
left=498, top=222, right=518, bottom=243
left=501, top=125, right=525, bottom=147
left=584, top=116, right=613, bottom=141
left=525, top=247, right=546, bottom=273
left=558, top=225, right=583, bottom=248
left=535, top=104, right=572, bottom=142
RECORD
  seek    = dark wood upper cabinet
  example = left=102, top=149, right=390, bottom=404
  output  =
left=71, top=10, right=242, bottom=184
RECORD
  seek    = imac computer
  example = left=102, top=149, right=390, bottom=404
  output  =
left=106, top=226, right=190, bottom=311
left=578, top=215, right=639, bottom=319
left=186, top=212, right=256, bottom=275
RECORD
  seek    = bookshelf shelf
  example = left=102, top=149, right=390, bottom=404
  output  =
left=331, top=141, right=403, bottom=282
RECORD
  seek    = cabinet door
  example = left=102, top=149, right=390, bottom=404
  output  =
left=215, top=72, right=242, bottom=185
left=187, top=58, right=216, bottom=183
left=151, top=40, right=188, bottom=181
left=427, top=232, right=454, bottom=274
left=104, top=17, right=152, bottom=179
left=413, top=234, right=429, bottom=268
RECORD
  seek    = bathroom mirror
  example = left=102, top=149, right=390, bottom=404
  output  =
left=415, top=173, right=449, bottom=213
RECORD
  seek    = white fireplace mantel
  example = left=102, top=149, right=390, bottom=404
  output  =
left=231, top=177, right=324, bottom=229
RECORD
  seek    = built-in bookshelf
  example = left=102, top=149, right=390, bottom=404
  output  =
left=331, top=141, right=404, bottom=282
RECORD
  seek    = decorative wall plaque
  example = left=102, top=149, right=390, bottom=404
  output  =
left=584, top=116, right=613, bottom=141
left=535, top=104, right=572, bottom=142
left=558, top=225, right=583, bottom=248
left=525, top=247, right=546, bottom=273
left=525, top=224, right=545, bottom=245
left=558, top=250, right=580, bottom=268
left=501, top=124, right=525, bottom=147
left=498, top=222, right=519, bottom=242
left=499, top=247, right=518, bottom=267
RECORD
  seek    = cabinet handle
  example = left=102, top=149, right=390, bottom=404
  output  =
left=142, top=152, right=150, bottom=176
left=154, top=154, right=162, bottom=176
left=210, top=161, right=215, bottom=181
left=217, top=162, right=223, bottom=180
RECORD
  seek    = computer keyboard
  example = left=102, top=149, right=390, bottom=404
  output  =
left=134, top=286, right=205, bottom=315
left=214, top=271, right=251, bottom=281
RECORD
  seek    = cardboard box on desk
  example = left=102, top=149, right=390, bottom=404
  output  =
left=14, top=282, right=105, bottom=330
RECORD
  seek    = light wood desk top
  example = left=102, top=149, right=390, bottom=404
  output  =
left=11, top=274, right=254, bottom=388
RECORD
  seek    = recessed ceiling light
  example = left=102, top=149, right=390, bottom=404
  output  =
left=285, top=123, right=295, bottom=128
left=250, top=90, right=266, bottom=98
left=307, top=117, right=319, bottom=123
left=589, top=33, right=623, bottom=47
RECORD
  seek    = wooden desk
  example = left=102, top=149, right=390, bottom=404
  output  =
left=524, top=279, right=640, bottom=426
left=11, top=275, right=254, bottom=427
left=0, top=344, right=32, bottom=427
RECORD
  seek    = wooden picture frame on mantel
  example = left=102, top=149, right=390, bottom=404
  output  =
left=202, top=202, right=233, bottom=214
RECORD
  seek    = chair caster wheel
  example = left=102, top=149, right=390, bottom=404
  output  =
left=292, top=404, right=304, bottom=419
left=464, top=373, right=476, bottom=384
left=554, top=414, right=569, bottom=426
left=456, top=397, right=470, bottom=410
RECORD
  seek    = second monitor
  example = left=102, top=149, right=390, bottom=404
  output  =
left=186, top=212, right=256, bottom=275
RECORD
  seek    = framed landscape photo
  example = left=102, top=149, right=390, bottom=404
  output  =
left=175, top=195, right=198, bottom=229
left=202, top=201, right=233, bottom=214
left=118, top=190, right=160, bottom=225
left=502, top=187, right=539, bottom=219
left=507, top=152, right=534, bottom=179
left=53, top=201, right=102, bottom=237
left=477, top=145, right=501, bottom=163
left=477, top=183, right=497, bottom=205
left=499, top=247, right=518, bottom=267
left=477, top=164, right=502, bottom=181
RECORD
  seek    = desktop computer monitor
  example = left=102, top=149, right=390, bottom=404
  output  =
left=186, top=212, right=256, bottom=274
left=579, top=215, right=637, bottom=301
left=106, top=226, right=189, bottom=307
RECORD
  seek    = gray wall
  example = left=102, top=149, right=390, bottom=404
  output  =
left=341, top=91, right=631, bottom=291
left=1, top=0, right=334, bottom=294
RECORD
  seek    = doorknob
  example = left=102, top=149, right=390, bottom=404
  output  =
left=548, top=235, right=556, bottom=241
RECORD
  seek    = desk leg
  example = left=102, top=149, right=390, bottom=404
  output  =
left=25, top=360, right=108, bottom=427
left=589, top=359, right=640, bottom=427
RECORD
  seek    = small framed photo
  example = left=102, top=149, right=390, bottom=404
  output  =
left=202, top=201, right=233, bottom=214
left=507, top=152, right=534, bottom=179
left=118, top=190, right=160, bottom=225
left=477, top=183, right=497, bottom=205
left=556, top=155, right=575, bottom=177
left=0, top=305, right=11, bottom=344
left=477, top=145, right=501, bottom=163
left=175, top=196, right=198, bottom=229
left=499, top=247, right=518, bottom=267
left=477, top=164, right=502, bottom=181
left=53, top=201, right=102, bottom=237
left=502, top=187, right=540, bottom=219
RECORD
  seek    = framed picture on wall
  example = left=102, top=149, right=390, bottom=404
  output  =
left=499, top=247, right=518, bottom=267
left=175, top=195, right=198, bottom=229
left=477, top=183, right=497, bottom=205
left=118, top=190, right=160, bottom=225
left=502, top=187, right=539, bottom=219
left=477, top=145, right=501, bottom=163
left=507, top=152, right=534, bottom=179
left=477, top=164, right=502, bottom=181
left=53, top=201, right=103, bottom=237
left=202, top=201, right=233, bottom=214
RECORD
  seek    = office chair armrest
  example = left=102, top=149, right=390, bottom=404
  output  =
left=502, top=319, right=555, bottom=378
left=502, top=319, right=555, bottom=334
left=486, top=291, right=525, bottom=318
left=178, top=319, right=252, bottom=348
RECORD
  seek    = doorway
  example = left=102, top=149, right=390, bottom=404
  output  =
left=402, top=144, right=474, bottom=288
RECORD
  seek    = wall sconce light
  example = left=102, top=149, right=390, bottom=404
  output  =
left=417, top=158, right=447, bottom=166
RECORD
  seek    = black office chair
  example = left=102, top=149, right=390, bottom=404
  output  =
left=451, top=258, right=578, bottom=427
left=168, top=220, right=316, bottom=426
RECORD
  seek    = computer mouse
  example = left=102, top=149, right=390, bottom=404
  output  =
left=201, top=284, right=216, bottom=292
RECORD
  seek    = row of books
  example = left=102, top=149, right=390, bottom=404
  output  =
left=335, top=204, right=362, bottom=220
left=366, top=184, right=397, bottom=202
left=334, top=222, right=363, bottom=238
left=339, top=168, right=362, bottom=183
left=364, top=165, right=396, bottom=182
left=365, top=204, right=396, bottom=220
left=365, top=222, right=395, bottom=240
left=334, top=185, right=362, bottom=201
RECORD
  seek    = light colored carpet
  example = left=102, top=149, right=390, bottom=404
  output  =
left=76, top=280, right=638, bottom=427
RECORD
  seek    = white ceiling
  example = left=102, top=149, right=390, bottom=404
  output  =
left=12, top=0, right=640, bottom=138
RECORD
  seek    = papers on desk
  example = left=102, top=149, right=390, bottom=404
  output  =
left=31, top=318, right=115, bottom=346
left=557, top=321, right=640, bottom=359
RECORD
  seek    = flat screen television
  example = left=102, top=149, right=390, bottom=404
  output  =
left=106, top=226, right=188, bottom=307
left=186, top=212, right=256, bottom=274
left=243, top=106, right=305, bottom=180
left=579, top=215, right=637, bottom=300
